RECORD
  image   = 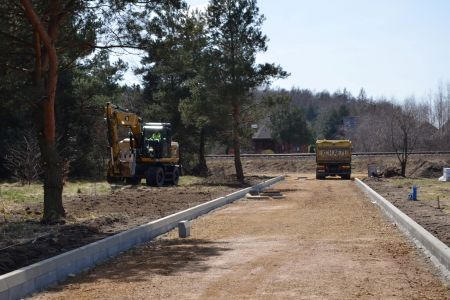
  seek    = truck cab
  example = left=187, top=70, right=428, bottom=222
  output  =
left=315, top=140, right=352, bottom=180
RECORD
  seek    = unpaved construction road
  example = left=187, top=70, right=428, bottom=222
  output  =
left=34, top=175, right=450, bottom=299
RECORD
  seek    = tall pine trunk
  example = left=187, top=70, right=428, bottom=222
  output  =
left=36, top=45, right=66, bottom=223
left=40, top=133, right=65, bottom=223
left=232, top=102, right=244, bottom=183
left=22, top=0, right=66, bottom=223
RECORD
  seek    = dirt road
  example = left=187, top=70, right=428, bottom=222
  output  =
left=34, top=175, right=450, bottom=299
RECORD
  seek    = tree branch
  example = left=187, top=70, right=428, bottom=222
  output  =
left=20, top=0, right=53, bottom=51
left=88, top=43, right=145, bottom=50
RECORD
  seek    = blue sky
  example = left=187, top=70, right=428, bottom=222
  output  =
left=185, top=0, right=450, bottom=100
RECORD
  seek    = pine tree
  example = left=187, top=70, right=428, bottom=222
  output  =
left=206, top=0, right=287, bottom=182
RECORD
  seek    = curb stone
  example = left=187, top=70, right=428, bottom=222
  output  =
left=0, top=175, right=285, bottom=300
left=355, top=178, right=450, bottom=282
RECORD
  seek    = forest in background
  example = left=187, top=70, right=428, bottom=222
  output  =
left=1, top=0, right=450, bottom=180
left=1, top=1, right=450, bottom=222
left=282, top=86, right=450, bottom=153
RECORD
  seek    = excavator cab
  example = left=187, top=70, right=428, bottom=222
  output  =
left=142, top=123, right=172, bottom=159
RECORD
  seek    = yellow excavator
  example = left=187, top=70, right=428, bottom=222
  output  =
left=105, top=102, right=181, bottom=186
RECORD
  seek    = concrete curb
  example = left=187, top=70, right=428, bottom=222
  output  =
left=355, top=178, right=450, bottom=280
left=0, top=176, right=285, bottom=300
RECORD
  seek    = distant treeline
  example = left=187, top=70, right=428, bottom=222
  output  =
left=284, top=86, right=450, bottom=153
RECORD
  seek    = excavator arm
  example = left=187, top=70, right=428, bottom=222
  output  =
left=105, top=102, right=142, bottom=177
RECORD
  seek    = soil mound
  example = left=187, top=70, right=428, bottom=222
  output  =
left=384, top=166, right=401, bottom=178
left=0, top=183, right=236, bottom=275
left=413, top=161, right=449, bottom=178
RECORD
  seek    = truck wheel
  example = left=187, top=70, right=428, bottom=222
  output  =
left=341, top=174, right=351, bottom=180
left=316, top=173, right=324, bottom=180
left=172, top=167, right=180, bottom=185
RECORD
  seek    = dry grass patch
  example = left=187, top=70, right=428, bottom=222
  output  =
left=388, top=177, right=450, bottom=212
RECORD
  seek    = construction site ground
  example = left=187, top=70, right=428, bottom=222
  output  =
left=0, top=175, right=267, bottom=275
left=364, top=177, right=450, bottom=250
left=34, top=174, right=450, bottom=299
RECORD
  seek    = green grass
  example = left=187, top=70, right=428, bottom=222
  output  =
left=0, top=181, right=111, bottom=204
left=63, top=181, right=111, bottom=197
left=178, top=176, right=204, bottom=186
left=0, top=175, right=205, bottom=205
left=0, top=183, right=43, bottom=204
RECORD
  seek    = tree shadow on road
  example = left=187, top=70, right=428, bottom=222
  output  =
left=56, top=238, right=232, bottom=288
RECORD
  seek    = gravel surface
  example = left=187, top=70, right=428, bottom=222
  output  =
left=33, top=174, right=450, bottom=299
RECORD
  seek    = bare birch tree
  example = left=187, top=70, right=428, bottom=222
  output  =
left=390, top=98, right=420, bottom=177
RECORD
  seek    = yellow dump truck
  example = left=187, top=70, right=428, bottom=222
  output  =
left=316, top=140, right=352, bottom=180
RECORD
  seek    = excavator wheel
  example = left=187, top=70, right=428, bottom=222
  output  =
left=146, top=167, right=165, bottom=187
left=171, top=167, right=180, bottom=185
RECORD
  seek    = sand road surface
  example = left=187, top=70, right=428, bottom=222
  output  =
left=33, top=175, right=450, bottom=299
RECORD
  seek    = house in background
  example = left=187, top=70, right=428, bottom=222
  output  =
left=252, top=124, right=276, bottom=153
left=251, top=124, right=309, bottom=153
